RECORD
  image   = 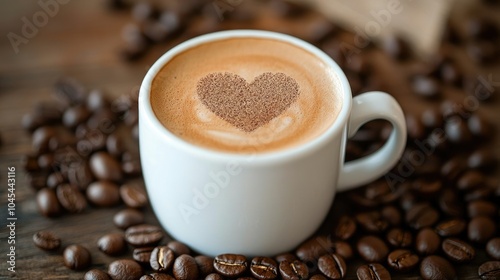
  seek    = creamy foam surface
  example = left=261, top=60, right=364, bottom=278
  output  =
left=150, top=37, right=342, bottom=153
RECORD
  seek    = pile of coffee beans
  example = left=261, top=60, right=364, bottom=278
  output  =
left=24, top=0, right=499, bottom=279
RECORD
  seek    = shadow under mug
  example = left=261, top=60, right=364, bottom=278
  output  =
left=138, top=30, right=407, bottom=256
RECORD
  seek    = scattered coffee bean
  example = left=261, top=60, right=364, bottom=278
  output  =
left=387, top=249, right=419, bottom=271
left=205, top=273, right=225, bottom=280
left=167, top=240, right=191, bottom=256
left=114, top=208, right=144, bottom=230
left=150, top=246, right=175, bottom=272
left=98, top=233, right=126, bottom=256
left=381, top=206, right=402, bottom=227
left=334, top=215, right=357, bottom=240
left=133, top=247, right=154, bottom=264
left=486, top=238, right=500, bottom=260
left=63, top=105, right=91, bottom=128
left=195, top=255, right=215, bottom=277
left=386, top=228, right=412, bottom=248
left=415, top=228, right=441, bottom=255
left=86, top=181, right=121, bottom=207
left=357, top=236, right=389, bottom=263
left=120, top=183, right=148, bottom=208
left=56, top=183, right=87, bottom=213
left=435, top=219, right=466, bottom=237
left=468, top=200, right=496, bottom=217
left=63, top=244, right=91, bottom=270
left=33, top=230, right=61, bottom=251
left=356, top=211, right=389, bottom=233
left=468, top=216, right=496, bottom=243
left=214, top=254, right=248, bottom=277
left=125, top=224, right=163, bottom=247
left=442, top=238, right=475, bottom=263
left=420, top=255, right=456, bottom=280
left=140, top=273, right=174, bottom=280
left=310, top=275, right=327, bottom=280
left=279, top=260, right=308, bottom=280
left=439, top=188, right=464, bottom=217
left=173, top=254, right=199, bottom=280
left=250, top=257, right=278, bottom=280
left=406, top=203, right=440, bottom=230
left=468, top=149, right=497, bottom=171
left=296, top=236, right=333, bottom=261
left=84, top=269, right=111, bottom=280
left=36, top=188, right=62, bottom=217
left=478, top=261, right=500, bottom=280
left=108, top=259, right=143, bottom=280
left=457, top=170, right=485, bottom=191
left=356, top=263, right=391, bottom=280
left=317, top=253, right=347, bottom=280
left=331, top=241, right=354, bottom=260
left=89, top=152, right=123, bottom=182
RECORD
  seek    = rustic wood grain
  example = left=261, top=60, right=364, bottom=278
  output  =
left=0, top=1, right=499, bottom=280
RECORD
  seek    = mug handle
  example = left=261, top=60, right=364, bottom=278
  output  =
left=337, top=91, right=407, bottom=191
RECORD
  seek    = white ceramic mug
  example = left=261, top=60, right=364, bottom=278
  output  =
left=139, top=30, right=407, bottom=257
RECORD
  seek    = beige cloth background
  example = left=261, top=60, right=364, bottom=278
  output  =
left=292, top=0, right=457, bottom=57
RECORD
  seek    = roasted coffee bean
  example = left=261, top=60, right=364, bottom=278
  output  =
left=441, top=159, right=466, bottom=183
left=465, top=186, right=495, bottom=202
left=435, top=219, right=466, bottom=237
left=84, top=269, right=111, bottom=280
left=399, top=192, right=420, bottom=211
left=66, top=164, right=94, bottom=191
left=172, top=254, right=199, bottom=280
left=32, top=126, right=57, bottom=154
left=56, top=183, right=87, bottom=213
left=125, top=224, right=163, bottom=247
left=140, top=273, right=174, bottom=280
left=63, top=105, right=91, bottom=128
left=468, top=216, right=496, bottom=243
left=133, top=247, right=154, bottom=264
left=467, top=114, right=493, bottom=138
left=120, top=183, right=147, bottom=208
left=98, top=233, right=126, bottom=256
left=114, top=208, right=144, bottom=230
left=274, top=253, right=297, bottom=263
left=445, top=117, right=472, bottom=144
left=279, top=260, right=308, bottom=280
left=457, top=170, right=484, bottom=191
left=250, top=257, right=278, bottom=280
left=167, top=240, right=190, bottom=256
left=334, top=215, right=357, bottom=240
left=468, top=149, right=497, bottom=171
left=36, top=188, right=62, bottom=217
left=386, top=228, right=412, bottom=248
left=387, top=249, right=419, bottom=271
left=46, top=172, right=65, bottom=188
left=478, top=261, right=500, bottom=280
left=486, top=238, right=500, bottom=260
left=442, top=238, right=475, bottom=263
left=37, top=153, right=55, bottom=170
left=356, top=263, right=391, bottom=280
left=331, top=241, right=354, bottom=260
left=357, top=236, right=389, bottom=263
left=309, top=275, right=327, bottom=280
left=195, top=255, right=215, bottom=277
left=411, top=75, right=440, bottom=99
left=33, top=230, right=61, bottom=251
left=63, top=244, right=91, bottom=270
left=420, top=109, right=443, bottom=129
left=356, top=211, right=389, bottom=233
left=381, top=206, right=402, bottom=226
left=439, top=188, right=464, bottom=217
left=87, top=89, right=109, bottom=112
left=411, top=180, right=442, bottom=196
left=406, top=114, right=426, bottom=139
left=214, top=254, right=248, bottom=277
left=150, top=246, right=175, bottom=272
left=122, top=159, right=142, bottom=176
left=420, top=255, right=456, bottom=280
left=89, top=152, right=123, bottom=182
left=468, top=200, right=496, bottom=217
left=415, top=228, right=441, bottom=255
left=205, top=273, right=225, bottom=280
left=406, top=203, right=439, bottom=230
left=55, top=77, right=86, bottom=105
left=317, top=254, right=346, bottom=280
left=108, top=259, right=143, bottom=280
left=296, top=236, right=333, bottom=261
left=86, top=181, right=120, bottom=207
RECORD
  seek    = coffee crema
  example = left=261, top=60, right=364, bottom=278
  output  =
left=150, top=37, right=342, bottom=153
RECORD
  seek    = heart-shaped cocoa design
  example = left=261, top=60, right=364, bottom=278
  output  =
left=197, top=72, right=300, bottom=132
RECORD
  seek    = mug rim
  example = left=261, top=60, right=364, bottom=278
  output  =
left=139, top=29, right=352, bottom=163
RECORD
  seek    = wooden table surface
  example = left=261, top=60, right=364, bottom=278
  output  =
left=0, top=1, right=499, bottom=279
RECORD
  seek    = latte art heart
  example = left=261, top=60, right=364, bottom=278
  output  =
left=197, top=72, right=300, bottom=132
